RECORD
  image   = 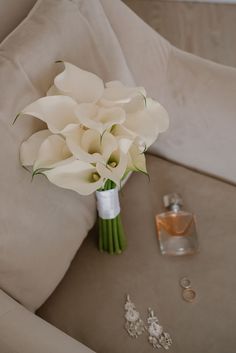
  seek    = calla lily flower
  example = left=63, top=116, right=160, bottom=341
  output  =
left=146, top=98, right=170, bottom=133
left=75, top=103, right=126, bottom=134
left=124, top=98, right=169, bottom=148
left=100, top=81, right=146, bottom=107
left=33, top=135, right=72, bottom=170
left=19, top=62, right=169, bottom=200
left=43, top=160, right=104, bottom=195
left=54, top=62, right=104, bottom=104
left=20, top=131, right=73, bottom=172
left=127, top=142, right=147, bottom=173
left=65, top=126, right=118, bottom=163
left=20, top=129, right=51, bottom=167
left=96, top=149, right=128, bottom=186
left=21, top=95, right=79, bottom=134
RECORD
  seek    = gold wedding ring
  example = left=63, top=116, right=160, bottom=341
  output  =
left=182, top=288, right=196, bottom=303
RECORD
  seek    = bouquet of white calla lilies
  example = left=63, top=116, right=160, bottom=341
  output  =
left=18, top=62, right=169, bottom=254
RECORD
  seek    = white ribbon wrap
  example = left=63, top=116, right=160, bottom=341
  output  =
left=96, top=188, right=120, bottom=219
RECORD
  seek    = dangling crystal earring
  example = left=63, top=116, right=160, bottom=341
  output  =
left=124, top=294, right=146, bottom=338
left=147, top=308, right=172, bottom=350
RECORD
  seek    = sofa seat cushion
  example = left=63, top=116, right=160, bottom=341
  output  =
left=38, top=154, right=236, bottom=353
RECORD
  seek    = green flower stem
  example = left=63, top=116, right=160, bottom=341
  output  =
left=107, top=219, right=114, bottom=254
left=97, top=179, right=127, bottom=255
left=112, top=216, right=121, bottom=254
left=98, top=217, right=103, bottom=252
left=117, top=214, right=126, bottom=251
left=102, top=218, right=108, bottom=251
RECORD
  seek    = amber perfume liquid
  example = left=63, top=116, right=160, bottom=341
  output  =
left=156, top=194, right=199, bottom=256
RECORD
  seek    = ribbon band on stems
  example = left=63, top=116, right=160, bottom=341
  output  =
left=96, top=188, right=120, bottom=219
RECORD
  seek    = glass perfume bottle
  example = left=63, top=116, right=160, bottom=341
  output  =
left=156, top=193, right=199, bottom=256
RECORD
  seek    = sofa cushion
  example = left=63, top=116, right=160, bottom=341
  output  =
left=38, top=154, right=236, bottom=353
left=0, top=0, right=103, bottom=312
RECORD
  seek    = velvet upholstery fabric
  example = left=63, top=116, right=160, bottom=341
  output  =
left=0, top=289, right=94, bottom=353
left=38, top=154, right=236, bottom=353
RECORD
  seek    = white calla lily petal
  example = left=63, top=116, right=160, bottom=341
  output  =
left=75, top=104, right=126, bottom=134
left=124, top=99, right=169, bottom=148
left=117, top=137, right=134, bottom=154
left=97, top=106, right=126, bottom=126
left=74, top=103, right=98, bottom=127
left=100, top=81, right=146, bottom=106
left=80, top=129, right=102, bottom=160
left=21, top=96, right=79, bottom=134
left=101, top=132, right=118, bottom=161
left=123, top=94, right=146, bottom=114
left=44, top=160, right=104, bottom=195
left=127, top=143, right=147, bottom=173
left=124, top=110, right=156, bottom=148
left=54, top=62, right=104, bottom=103
left=20, top=129, right=51, bottom=167
left=146, top=98, right=169, bottom=133
left=34, top=135, right=72, bottom=170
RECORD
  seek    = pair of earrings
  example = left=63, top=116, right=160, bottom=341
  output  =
left=124, top=295, right=172, bottom=350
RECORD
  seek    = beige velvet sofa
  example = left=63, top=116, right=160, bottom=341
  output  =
left=1, top=1, right=236, bottom=352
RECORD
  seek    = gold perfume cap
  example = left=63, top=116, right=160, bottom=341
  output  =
left=163, top=193, right=183, bottom=209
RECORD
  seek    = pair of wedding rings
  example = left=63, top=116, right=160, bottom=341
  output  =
left=179, top=277, right=196, bottom=303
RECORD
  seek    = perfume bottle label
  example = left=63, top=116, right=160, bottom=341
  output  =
left=156, top=214, right=195, bottom=237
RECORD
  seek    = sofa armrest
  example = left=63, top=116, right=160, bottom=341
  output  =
left=100, top=0, right=236, bottom=183
left=152, top=47, right=236, bottom=184
left=0, top=290, right=95, bottom=353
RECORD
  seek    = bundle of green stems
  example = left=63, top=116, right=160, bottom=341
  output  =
left=98, top=179, right=126, bottom=254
